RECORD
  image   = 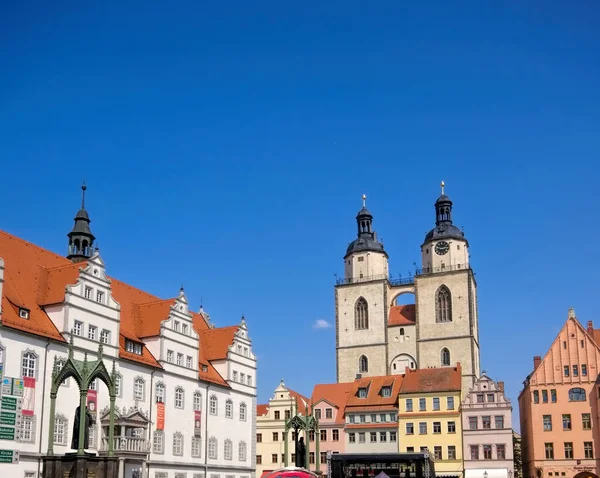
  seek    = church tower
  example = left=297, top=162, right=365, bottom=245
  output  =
left=335, top=195, right=390, bottom=382
left=67, top=182, right=96, bottom=263
left=415, top=182, right=480, bottom=395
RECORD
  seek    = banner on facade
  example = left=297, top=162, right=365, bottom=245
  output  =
left=21, top=377, right=35, bottom=416
left=87, top=389, right=98, bottom=420
left=194, top=410, right=201, bottom=437
left=156, top=402, right=165, bottom=430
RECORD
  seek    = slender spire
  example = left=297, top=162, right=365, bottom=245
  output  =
left=362, top=194, right=366, bottom=208
left=81, top=181, right=87, bottom=208
left=440, top=180, right=445, bottom=195
left=67, top=182, right=95, bottom=263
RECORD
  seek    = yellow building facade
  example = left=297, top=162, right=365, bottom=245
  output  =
left=398, top=365, right=464, bottom=478
left=256, top=380, right=310, bottom=476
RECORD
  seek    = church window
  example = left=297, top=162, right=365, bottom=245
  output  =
left=359, top=355, right=369, bottom=373
left=435, top=286, right=452, bottom=322
left=440, top=348, right=451, bottom=367
left=400, top=328, right=405, bottom=336
left=568, top=388, right=586, bottom=402
left=355, top=297, right=369, bottom=330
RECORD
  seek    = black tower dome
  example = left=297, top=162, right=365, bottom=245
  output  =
left=423, top=181, right=468, bottom=245
left=345, top=195, right=388, bottom=259
left=67, top=182, right=96, bottom=263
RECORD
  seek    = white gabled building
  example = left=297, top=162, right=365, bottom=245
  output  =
left=0, top=185, right=257, bottom=478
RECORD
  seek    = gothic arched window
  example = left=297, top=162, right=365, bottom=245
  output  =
left=355, top=297, right=369, bottom=330
left=435, top=286, right=452, bottom=323
left=441, top=348, right=451, bottom=366
left=359, top=355, right=369, bottom=373
left=568, top=387, right=586, bottom=401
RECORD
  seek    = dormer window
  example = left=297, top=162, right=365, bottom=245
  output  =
left=201, top=365, right=208, bottom=373
left=125, top=339, right=143, bottom=355
left=358, top=388, right=368, bottom=398
left=381, top=386, right=392, bottom=398
left=19, top=308, right=30, bottom=319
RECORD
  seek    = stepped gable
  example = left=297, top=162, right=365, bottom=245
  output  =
left=0, top=229, right=236, bottom=386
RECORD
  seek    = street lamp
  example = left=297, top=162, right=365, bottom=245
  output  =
left=508, top=471, right=513, bottom=478
left=484, top=472, right=488, bottom=478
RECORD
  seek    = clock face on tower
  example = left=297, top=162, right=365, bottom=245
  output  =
left=434, top=241, right=450, bottom=255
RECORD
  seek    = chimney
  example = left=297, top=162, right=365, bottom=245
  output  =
left=588, top=320, right=594, bottom=335
left=497, top=381, right=505, bottom=393
left=533, top=356, right=542, bottom=370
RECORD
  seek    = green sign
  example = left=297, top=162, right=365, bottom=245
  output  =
left=0, top=397, right=17, bottom=411
left=0, top=427, right=15, bottom=441
left=0, top=412, right=16, bottom=426
left=0, top=449, right=18, bottom=463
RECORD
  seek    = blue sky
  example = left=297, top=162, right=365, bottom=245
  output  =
left=1, top=2, right=599, bottom=430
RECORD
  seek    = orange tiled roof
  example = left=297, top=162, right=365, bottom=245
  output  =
left=0, top=230, right=236, bottom=387
left=311, top=382, right=353, bottom=424
left=345, top=375, right=403, bottom=410
left=288, top=388, right=311, bottom=414
left=257, top=404, right=269, bottom=416
left=388, top=305, right=416, bottom=326
left=400, top=364, right=462, bottom=394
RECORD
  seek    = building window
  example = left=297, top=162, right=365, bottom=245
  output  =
left=482, top=445, right=492, bottom=459
left=533, top=390, right=539, bottom=403
left=448, top=421, right=456, bottom=433
left=355, top=297, right=369, bottom=330
left=177, top=353, right=183, bottom=366
left=125, top=340, right=142, bottom=355
left=543, top=415, right=552, bottom=431
left=568, top=387, right=586, bottom=401
left=370, top=431, right=377, bottom=443
left=564, top=442, right=573, bottom=459
left=54, top=415, right=68, bottom=445
left=153, top=431, right=164, bottom=454
left=470, top=445, right=479, bottom=459
left=192, top=437, right=202, bottom=457
left=182, top=323, right=188, bottom=335
left=88, top=325, right=97, bottom=341
left=564, top=365, right=570, bottom=377
left=448, top=445, right=456, bottom=460
left=208, top=437, right=218, bottom=459
left=175, top=387, right=184, bottom=409
left=358, top=432, right=365, bottom=443
left=487, top=393, right=495, bottom=402
left=582, top=364, right=588, bottom=376
left=271, top=453, right=278, bottom=463
left=321, top=429, right=327, bottom=441
left=274, top=411, right=280, bottom=420
left=435, top=285, right=452, bottom=322
left=419, top=422, right=427, bottom=434
left=419, top=398, right=426, bottom=411
left=348, top=433, right=355, bottom=443
left=545, top=443, right=554, bottom=459
left=224, top=439, right=233, bottom=460
left=381, top=386, right=392, bottom=397
left=114, top=373, right=122, bottom=397
left=582, top=413, right=591, bottom=430
left=406, top=423, right=414, bottom=435
left=584, top=442, right=594, bottom=459
left=390, top=431, right=397, bottom=442
left=432, top=397, right=440, bottom=410
left=256, top=433, right=262, bottom=443
left=434, top=446, right=442, bottom=460
left=331, top=429, right=339, bottom=441
left=101, top=329, right=110, bottom=344
left=73, top=321, right=83, bottom=336
left=441, top=348, right=451, bottom=366
left=167, top=350, right=174, bottom=363
left=379, top=431, right=387, bottom=442
left=542, top=390, right=548, bottom=403
left=359, top=355, right=369, bottom=373
left=239, top=441, right=247, bottom=461
left=433, top=422, right=441, bottom=434
left=482, top=416, right=491, bottom=429
left=477, top=394, right=484, bottom=403
left=20, top=415, right=35, bottom=442
left=495, top=416, right=504, bottom=429
left=186, top=356, right=193, bottom=368
left=447, top=396, right=454, bottom=410
left=256, top=455, right=262, bottom=464
left=406, top=399, right=413, bottom=412
left=233, top=371, right=238, bottom=382
left=573, top=365, right=579, bottom=376
left=209, top=395, right=218, bottom=415
left=285, top=410, right=291, bottom=419
left=21, top=351, right=37, bottom=378
left=326, top=408, right=333, bottom=419
left=96, top=291, right=104, bottom=303
left=85, top=286, right=92, bottom=299
left=225, top=399, right=233, bottom=419
left=172, top=432, right=183, bottom=456
left=193, top=391, right=202, bottom=411
left=469, top=417, right=478, bottom=430
left=497, top=444, right=506, bottom=459
left=133, top=377, right=145, bottom=401
left=551, top=389, right=557, bottom=403
left=562, top=414, right=572, bottom=430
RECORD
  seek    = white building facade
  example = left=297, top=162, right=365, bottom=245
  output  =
left=0, top=187, right=257, bottom=478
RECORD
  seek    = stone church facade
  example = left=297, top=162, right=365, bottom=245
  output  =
left=335, top=185, right=481, bottom=395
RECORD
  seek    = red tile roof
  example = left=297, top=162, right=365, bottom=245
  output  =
left=388, top=305, right=416, bottom=326
left=311, top=382, right=353, bottom=424
left=399, top=364, right=462, bottom=394
left=0, top=230, right=237, bottom=387
left=257, top=404, right=269, bottom=416
left=345, top=375, right=403, bottom=410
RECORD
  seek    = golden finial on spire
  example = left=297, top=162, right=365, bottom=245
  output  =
left=362, top=194, right=366, bottom=208
left=441, top=180, right=445, bottom=195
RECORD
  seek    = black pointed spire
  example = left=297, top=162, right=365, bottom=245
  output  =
left=344, top=194, right=387, bottom=259
left=423, top=181, right=468, bottom=245
left=435, top=180, right=453, bottom=226
left=67, top=182, right=96, bottom=263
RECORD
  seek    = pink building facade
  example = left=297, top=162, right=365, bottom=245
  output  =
left=462, top=373, right=514, bottom=478
left=519, top=310, right=600, bottom=478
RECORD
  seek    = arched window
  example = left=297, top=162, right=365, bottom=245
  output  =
left=359, top=355, right=369, bottom=373
left=355, top=297, right=369, bottom=330
left=224, top=439, right=233, bottom=460
left=225, top=399, right=233, bottom=418
left=173, top=432, right=183, bottom=456
left=21, top=350, right=38, bottom=378
left=133, top=377, right=145, bottom=401
left=441, top=348, right=451, bottom=366
left=435, top=286, right=452, bottom=322
left=193, top=391, right=202, bottom=411
left=239, top=441, right=247, bottom=461
left=568, top=387, right=586, bottom=402
left=400, top=328, right=405, bottom=336
left=209, top=395, right=218, bottom=415
left=208, top=437, right=218, bottom=459
left=153, top=430, right=164, bottom=454
left=175, top=387, right=185, bottom=409
left=239, top=402, right=247, bottom=421
left=155, top=382, right=165, bottom=403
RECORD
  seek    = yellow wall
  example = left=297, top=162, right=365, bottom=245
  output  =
left=398, top=391, right=463, bottom=476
